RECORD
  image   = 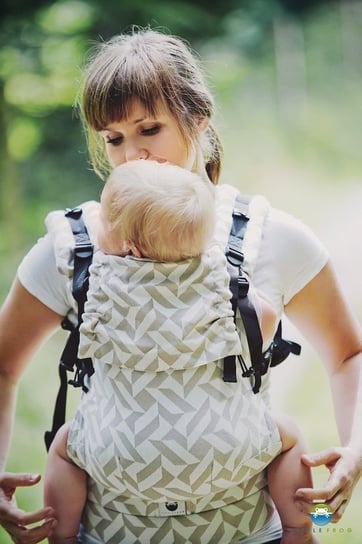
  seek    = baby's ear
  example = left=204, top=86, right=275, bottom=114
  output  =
left=127, top=240, right=142, bottom=258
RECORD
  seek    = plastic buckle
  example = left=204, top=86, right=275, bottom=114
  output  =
left=233, top=209, right=249, bottom=221
left=237, top=274, right=249, bottom=297
left=74, top=236, right=93, bottom=252
left=61, top=316, right=75, bottom=332
left=65, top=207, right=83, bottom=219
left=227, top=248, right=244, bottom=267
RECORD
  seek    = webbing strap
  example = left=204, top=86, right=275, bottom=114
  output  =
left=223, top=198, right=248, bottom=384
left=44, top=207, right=94, bottom=451
left=60, top=208, right=94, bottom=382
left=44, top=363, right=68, bottom=451
left=270, top=322, right=301, bottom=367
left=65, top=208, right=94, bottom=321
left=223, top=194, right=301, bottom=392
left=223, top=195, right=265, bottom=393
left=225, top=258, right=265, bottom=393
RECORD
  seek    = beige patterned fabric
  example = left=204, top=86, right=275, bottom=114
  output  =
left=70, top=361, right=281, bottom=542
left=49, top=185, right=282, bottom=543
left=81, top=478, right=277, bottom=543
left=67, top=350, right=281, bottom=501
left=77, top=246, right=243, bottom=372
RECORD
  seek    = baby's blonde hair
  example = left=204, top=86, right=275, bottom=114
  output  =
left=103, top=160, right=215, bottom=262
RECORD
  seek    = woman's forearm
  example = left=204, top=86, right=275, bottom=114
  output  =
left=330, top=351, right=362, bottom=455
left=0, top=278, right=63, bottom=470
left=0, top=374, right=17, bottom=471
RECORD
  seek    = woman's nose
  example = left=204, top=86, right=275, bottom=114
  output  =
left=125, top=145, right=149, bottom=161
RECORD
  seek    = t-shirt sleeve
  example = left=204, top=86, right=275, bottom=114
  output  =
left=17, top=233, right=75, bottom=317
left=254, top=208, right=329, bottom=311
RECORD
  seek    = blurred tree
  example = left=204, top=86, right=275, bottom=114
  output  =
left=0, top=0, right=342, bottom=257
left=0, top=1, right=96, bottom=254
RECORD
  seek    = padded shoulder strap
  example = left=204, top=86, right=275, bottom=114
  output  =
left=223, top=193, right=301, bottom=393
left=44, top=207, right=94, bottom=451
left=64, top=207, right=94, bottom=320
left=60, top=207, right=94, bottom=381
left=224, top=195, right=268, bottom=392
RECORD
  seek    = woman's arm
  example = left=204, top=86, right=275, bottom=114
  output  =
left=0, top=277, right=63, bottom=542
left=285, top=260, right=362, bottom=520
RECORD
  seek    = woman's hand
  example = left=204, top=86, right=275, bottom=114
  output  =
left=0, top=472, right=56, bottom=543
left=295, top=446, right=362, bottom=522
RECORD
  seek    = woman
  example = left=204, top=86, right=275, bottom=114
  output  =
left=0, top=28, right=361, bottom=544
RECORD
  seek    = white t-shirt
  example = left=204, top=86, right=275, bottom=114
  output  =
left=18, top=193, right=328, bottom=322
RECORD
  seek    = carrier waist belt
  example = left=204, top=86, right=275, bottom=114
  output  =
left=86, top=471, right=267, bottom=517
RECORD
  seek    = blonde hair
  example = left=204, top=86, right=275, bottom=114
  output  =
left=103, top=160, right=215, bottom=262
left=77, top=27, right=223, bottom=183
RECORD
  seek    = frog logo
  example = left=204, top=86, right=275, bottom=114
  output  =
left=310, top=503, right=333, bottom=526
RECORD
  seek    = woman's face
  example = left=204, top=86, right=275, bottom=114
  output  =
left=99, top=99, right=191, bottom=169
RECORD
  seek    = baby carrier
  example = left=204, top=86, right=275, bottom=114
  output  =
left=44, top=187, right=302, bottom=543
left=44, top=190, right=300, bottom=452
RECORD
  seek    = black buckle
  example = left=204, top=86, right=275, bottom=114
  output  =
left=74, top=236, right=93, bottom=252
left=227, top=235, right=245, bottom=266
left=61, top=316, right=75, bottom=332
left=233, top=209, right=249, bottom=221
left=227, top=248, right=244, bottom=267
left=237, top=274, right=249, bottom=297
left=65, top=207, right=83, bottom=219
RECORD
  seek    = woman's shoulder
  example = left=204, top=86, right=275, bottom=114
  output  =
left=17, top=201, right=100, bottom=317
left=45, top=201, right=100, bottom=244
left=265, top=204, right=328, bottom=257
left=215, top=183, right=329, bottom=305
left=215, top=183, right=327, bottom=255
left=44, top=200, right=100, bottom=277
left=258, top=203, right=329, bottom=305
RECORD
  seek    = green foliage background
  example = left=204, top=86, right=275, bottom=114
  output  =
left=1, top=1, right=362, bottom=542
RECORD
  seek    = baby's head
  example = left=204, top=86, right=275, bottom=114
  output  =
left=98, top=160, right=215, bottom=261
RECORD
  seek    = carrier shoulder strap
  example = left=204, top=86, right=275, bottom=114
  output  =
left=223, top=194, right=301, bottom=393
left=44, top=207, right=94, bottom=451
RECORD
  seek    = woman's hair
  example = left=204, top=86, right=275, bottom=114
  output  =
left=103, top=160, right=215, bottom=262
left=77, top=27, right=223, bottom=183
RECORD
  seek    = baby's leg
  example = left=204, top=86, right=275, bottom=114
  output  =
left=44, top=423, right=87, bottom=544
left=268, top=414, right=319, bottom=544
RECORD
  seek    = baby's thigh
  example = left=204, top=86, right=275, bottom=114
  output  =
left=49, top=422, right=72, bottom=461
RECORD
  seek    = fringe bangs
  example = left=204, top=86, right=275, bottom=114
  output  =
left=82, top=34, right=183, bottom=131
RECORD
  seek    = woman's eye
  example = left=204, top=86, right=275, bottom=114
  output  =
left=142, top=125, right=160, bottom=136
left=106, top=135, right=123, bottom=146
